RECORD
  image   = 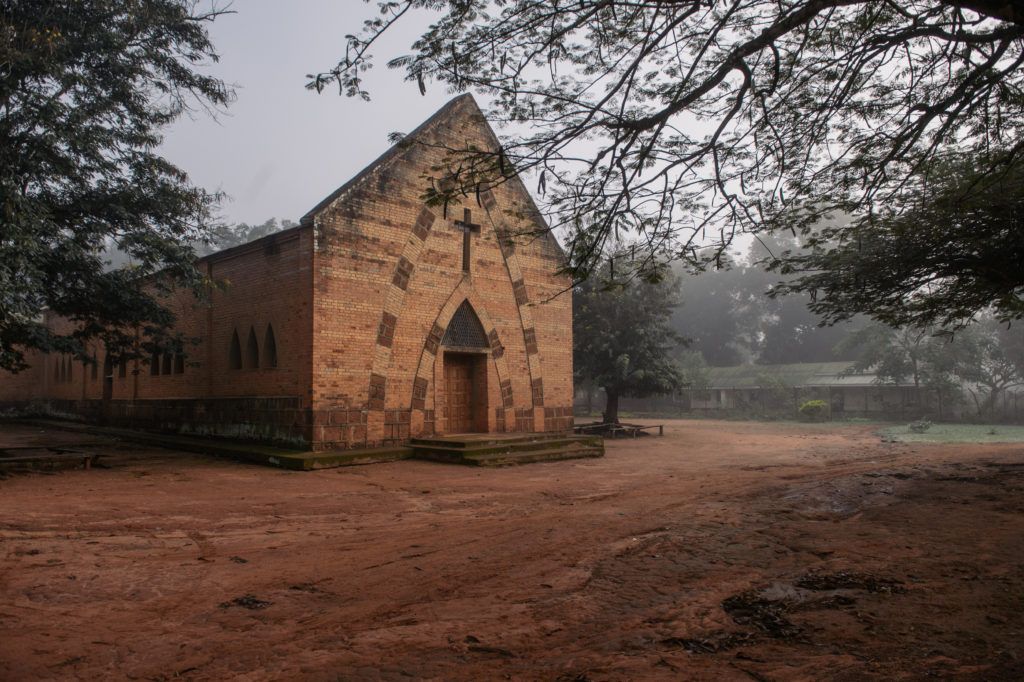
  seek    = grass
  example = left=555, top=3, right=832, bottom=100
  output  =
left=880, top=423, right=1024, bottom=444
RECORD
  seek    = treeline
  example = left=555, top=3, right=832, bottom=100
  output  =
left=103, top=218, right=295, bottom=269
left=670, top=233, right=860, bottom=366
left=574, top=234, right=1024, bottom=422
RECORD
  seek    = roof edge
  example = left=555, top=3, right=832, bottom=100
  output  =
left=300, top=93, right=476, bottom=226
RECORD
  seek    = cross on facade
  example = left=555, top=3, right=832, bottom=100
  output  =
left=454, top=208, right=481, bottom=273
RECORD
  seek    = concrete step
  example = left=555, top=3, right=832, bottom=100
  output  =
left=466, top=446, right=605, bottom=467
left=409, top=432, right=587, bottom=449
left=409, top=436, right=599, bottom=458
left=410, top=438, right=604, bottom=467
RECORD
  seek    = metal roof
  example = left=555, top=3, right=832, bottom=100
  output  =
left=705, top=362, right=912, bottom=388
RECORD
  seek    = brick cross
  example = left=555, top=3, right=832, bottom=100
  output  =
left=454, top=208, right=481, bottom=273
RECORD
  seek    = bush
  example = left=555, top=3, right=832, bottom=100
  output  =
left=798, top=399, right=828, bottom=421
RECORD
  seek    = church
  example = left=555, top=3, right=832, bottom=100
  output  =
left=0, top=95, right=575, bottom=451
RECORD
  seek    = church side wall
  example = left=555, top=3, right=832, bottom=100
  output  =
left=309, top=96, right=574, bottom=449
left=0, top=351, right=45, bottom=407
left=0, top=228, right=316, bottom=447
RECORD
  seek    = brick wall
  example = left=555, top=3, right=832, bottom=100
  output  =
left=308, top=94, right=573, bottom=447
left=0, top=229, right=314, bottom=444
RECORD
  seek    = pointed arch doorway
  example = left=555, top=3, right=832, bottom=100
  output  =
left=440, top=301, right=490, bottom=434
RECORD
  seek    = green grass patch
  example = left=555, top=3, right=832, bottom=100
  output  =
left=880, top=423, right=1024, bottom=444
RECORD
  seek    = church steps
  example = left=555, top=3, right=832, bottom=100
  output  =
left=409, top=433, right=604, bottom=466
left=408, top=435, right=599, bottom=457
left=410, top=433, right=600, bottom=449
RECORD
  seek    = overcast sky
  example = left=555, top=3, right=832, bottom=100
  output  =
left=160, top=1, right=454, bottom=226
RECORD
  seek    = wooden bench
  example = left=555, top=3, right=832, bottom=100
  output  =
left=573, top=423, right=664, bottom=438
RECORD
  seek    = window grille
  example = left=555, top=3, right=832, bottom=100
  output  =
left=441, top=301, right=488, bottom=349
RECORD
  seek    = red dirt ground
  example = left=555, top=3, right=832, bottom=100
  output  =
left=1, top=419, right=1022, bottom=681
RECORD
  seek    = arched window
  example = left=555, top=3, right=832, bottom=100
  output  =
left=245, top=326, right=259, bottom=369
left=229, top=330, right=242, bottom=370
left=91, top=354, right=98, bottom=381
left=64, top=357, right=71, bottom=383
left=263, top=324, right=278, bottom=368
left=441, top=300, right=489, bottom=349
left=118, top=358, right=127, bottom=378
left=59, top=357, right=67, bottom=383
left=150, top=351, right=160, bottom=376
left=173, top=354, right=185, bottom=374
left=161, top=353, right=172, bottom=375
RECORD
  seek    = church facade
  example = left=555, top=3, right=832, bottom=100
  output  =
left=0, top=95, right=575, bottom=450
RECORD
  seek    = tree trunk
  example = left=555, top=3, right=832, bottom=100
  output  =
left=603, top=389, right=620, bottom=424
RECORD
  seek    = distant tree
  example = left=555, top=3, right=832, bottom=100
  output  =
left=195, top=218, right=296, bottom=256
left=676, top=349, right=710, bottom=391
left=315, top=1, right=1024, bottom=328
left=840, top=325, right=948, bottom=390
left=0, top=0, right=231, bottom=371
left=750, top=234, right=860, bottom=364
left=672, top=235, right=861, bottom=367
left=837, top=320, right=1024, bottom=417
left=574, top=265, right=684, bottom=424
left=671, top=263, right=750, bottom=366
left=956, top=319, right=1024, bottom=417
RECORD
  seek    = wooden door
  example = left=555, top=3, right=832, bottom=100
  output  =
left=445, top=353, right=477, bottom=433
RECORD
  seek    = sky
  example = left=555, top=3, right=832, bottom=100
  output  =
left=160, top=1, right=454, bottom=226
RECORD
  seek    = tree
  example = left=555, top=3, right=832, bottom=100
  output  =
left=0, top=1, right=231, bottom=371
left=838, top=318, right=1024, bottom=418
left=956, top=319, right=1024, bottom=417
left=670, top=261, right=751, bottom=366
left=840, top=325, right=940, bottom=390
left=669, top=235, right=861, bottom=367
left=749, top=234, right=860, bottom=363
left=195, top=218, right=296, bottom=256
left=676, top=348, right=710, bottom=392
left=775, top=152, right=1024, bottom=328
left=314, top=1, right=1024, bottom=326
left=573, top=264, right=685, bottom=423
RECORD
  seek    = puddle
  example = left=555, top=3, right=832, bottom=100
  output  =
left=219, top=594, right=272, bottom=610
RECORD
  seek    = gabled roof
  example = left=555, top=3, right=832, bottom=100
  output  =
left=300, top=94, right=476, bottom=226
left=298, top=94, right=566, bottom=262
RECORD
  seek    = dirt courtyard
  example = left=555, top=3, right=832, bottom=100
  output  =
left=1, top=420, right=1022, bottom=681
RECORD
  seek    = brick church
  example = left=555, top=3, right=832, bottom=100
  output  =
left=0, top=95, right=575, bottom=450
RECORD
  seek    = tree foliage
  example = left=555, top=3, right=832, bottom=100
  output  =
left=194, top=217, right=296, bottom=256
left=315, top=0, right=1024, bottom=326
left=0, top=0, right=230, bottom=371
left=573, top=264, right=685, bottom=423
left=671, top=234, right=861, bottom=366
left=775, top=152, right=1024, bottom=328
left=841, top=318, right=1024, bottom=417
